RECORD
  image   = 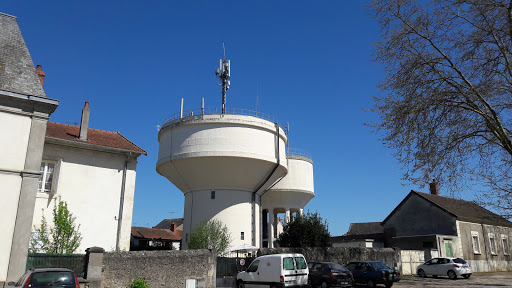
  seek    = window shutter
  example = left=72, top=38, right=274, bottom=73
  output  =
left=51, top=159, right=62, bottom=196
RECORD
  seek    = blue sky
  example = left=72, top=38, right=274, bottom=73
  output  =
left=3, top=1, right=421, bottom=236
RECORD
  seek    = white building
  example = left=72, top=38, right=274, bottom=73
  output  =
left=0, top=12, right=145, bottom=283
left=0, top=12, right=59, bottom=283
left=157, top=104, right=314, bottom=251
left=32, top=102, right=146, bottom=252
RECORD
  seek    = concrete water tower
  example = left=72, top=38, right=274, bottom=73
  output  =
left=262, top=149, right=314, bottom=248
left=156, top=58, right=314, bottom=250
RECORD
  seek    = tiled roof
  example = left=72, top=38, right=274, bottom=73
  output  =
left=413, top=191, right=512, bottom=227
left=0, top=13, right=46, bottom=97
left=153, top=218, right=184, bottom=230
left=346, top=222, right=384, bottom=235
left=46, top=122, right=147, bottom=155
left=131, top=227, right=182, bottom=241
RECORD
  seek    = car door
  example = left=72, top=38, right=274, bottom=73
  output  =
left=348, top=263, right=364, bottom=284
left=282, top=256, right=297, bottom=286
left=244, top=260, right=260, bottom=288
left=309, top=263, right=321, bottom=286
left=424, top=258, right=439, bottom=275
left=436, top=258, right=450, bottom=276
left=355, top=263, right=371, bottom=282
left=361, top=263, right=376, bottom=281
left=422, top=259, right=433, bottom=275
left=294, top=256, right=308, bottom=286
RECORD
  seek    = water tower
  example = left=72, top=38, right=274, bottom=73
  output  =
left=156, top=58, right=314, bottom=250
left=261, top=150, right=314, bottom=248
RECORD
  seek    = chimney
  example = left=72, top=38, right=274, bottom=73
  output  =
left=36, top=65, right=45, bottom=85
left=170, top=222, right=175, bottom=232
left=79, top=102, right=90, bottom=141
left=429, top=179, right=439, bottom=196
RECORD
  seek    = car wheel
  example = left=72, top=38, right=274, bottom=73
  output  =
left=321, top=281, right=328, bottom=288
left=367, top=279, right=375, bottom=288
left=463, top=274, right=471, bottom=279
left=417, top=269, right=426, bottom=278
left=237, top=280, right=245, bottom=288
left=385, top=283, right=393, bottom=288
left=448, top=270, right=457, bottom=280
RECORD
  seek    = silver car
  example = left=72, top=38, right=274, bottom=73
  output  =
left=417, top=257, right=472, bottom=280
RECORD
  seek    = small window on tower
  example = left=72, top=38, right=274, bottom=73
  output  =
left=241, top=232, right=244, bottom=240
left=211, top=191, right=215, bottom=199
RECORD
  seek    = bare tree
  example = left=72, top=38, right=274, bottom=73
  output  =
left=368, top=0, right=512, bottom=217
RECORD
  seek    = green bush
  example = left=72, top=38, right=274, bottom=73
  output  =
left=127, top=279, right=149, bottom=288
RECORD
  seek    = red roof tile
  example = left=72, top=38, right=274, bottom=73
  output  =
left=46, top=122, right=147, bottom=155
left=131, top=227, right=182, bottom=241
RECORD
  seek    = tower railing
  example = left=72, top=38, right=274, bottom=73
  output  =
left=161, top=107, right=284, bottom=129
left=287, top=148, right=312, bottom=160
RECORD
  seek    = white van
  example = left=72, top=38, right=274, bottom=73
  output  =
left=236, top=253, right=309, bottom=288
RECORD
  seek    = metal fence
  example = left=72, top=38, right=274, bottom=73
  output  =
left=217, top=251, right=256, bottom=277
left=161, top=107, right=285, bottom=129
left=287, top=148, right=312, bottom=159
left=26, top=253, right=87, bottom=278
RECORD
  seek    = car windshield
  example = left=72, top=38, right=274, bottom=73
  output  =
left=30, top=271, right=75, bottom=286
left=370, top=262, right=390, bottom=270
left=327, top=263, right=348, bottom=272
left=453, top=258, right=467, bottom=264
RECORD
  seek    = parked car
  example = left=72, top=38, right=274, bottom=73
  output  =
left=236, top=253, right=309, bottom=288
left=308, top=261, right=354, bottom=287
left=345, top=261, right=400, bottom=288
left=416, top=257, right=472, bottom=280
left=8, top=268, right=80, bottom=288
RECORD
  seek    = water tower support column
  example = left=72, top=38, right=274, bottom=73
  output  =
left=268, top=209, right=275, bottom=248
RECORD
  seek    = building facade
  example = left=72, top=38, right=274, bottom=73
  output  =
left=0, top=12, right=59, bottom=283
left=382, top=189, right=512, bottom=272
left=0, top=12, right=146, bottom=283
left=32, top=106, right=146, bottom=252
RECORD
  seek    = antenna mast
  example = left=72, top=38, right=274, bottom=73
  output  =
left=215, top=44, right=230, bottom=114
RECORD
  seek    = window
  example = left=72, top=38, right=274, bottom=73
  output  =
left=295, top=257, right=307, bottom=269
left=38, top=161, right=56, bottom=193
left=503, top=235, right=509, bottom=255
left=241, top=232, right=244, bottom=240
left=489, top=234, right=497, bottom=255
left=471, top=231, right=481, bottom=254
left=283, top=257, right=295, bottom=270
left=247, top=260, right=259, bottom=273
left=211, top=191, right=215, bottom=199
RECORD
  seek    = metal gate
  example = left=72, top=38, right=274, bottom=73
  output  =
left=217, top=251, right=255, bottom=277
left=26, top=253, right=87, bottom=278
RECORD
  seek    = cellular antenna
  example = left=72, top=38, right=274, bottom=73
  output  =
left=215, top=46, right=230, bottom=114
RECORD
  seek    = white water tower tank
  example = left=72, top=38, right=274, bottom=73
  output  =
left=156, top=113, right=288, bottom=249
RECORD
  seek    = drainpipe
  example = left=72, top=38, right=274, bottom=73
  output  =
left=115, top=156, right=129, bottom=251
left=251, top=123, right=281, bottom=246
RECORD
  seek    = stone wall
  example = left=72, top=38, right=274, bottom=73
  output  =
left=101, top=250, right=216, bottom=288
left=258, top=247, right=401, bottom=270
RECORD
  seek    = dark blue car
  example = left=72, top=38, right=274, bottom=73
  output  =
left=308, top=262, right=354, bottom=287
left=345, top=261, right=400, bottom=288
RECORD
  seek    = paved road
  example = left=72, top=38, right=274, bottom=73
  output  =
left=392, top=273, right=512, bottom=287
